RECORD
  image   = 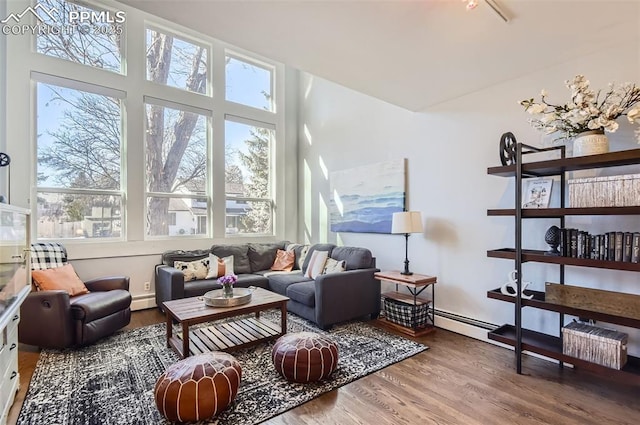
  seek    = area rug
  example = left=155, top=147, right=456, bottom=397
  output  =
left=17, top=311, right=428, bottom=425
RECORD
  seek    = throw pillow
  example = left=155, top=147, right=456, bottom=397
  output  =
left=304, top=250, right=328, bottom=279
left=211, top=245, right=251, bottom=274
left=248, top=243, right=283, bottom=272
left=205, top=254, right=235, bottom=279
left=287, top=244, right=310, bottom=270
left=174, top=258, right=210, bottom=282
left=323, top=258, right=346, bottom=274
left=31, top=264, right=90, bottom=297
left=271, top=249, right=295, bottom=272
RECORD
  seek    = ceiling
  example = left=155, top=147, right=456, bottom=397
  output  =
left=117, top=0, right=640, bottom=111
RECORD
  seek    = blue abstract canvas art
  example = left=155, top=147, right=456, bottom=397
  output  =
left=330, top=159, right=406, bottom=233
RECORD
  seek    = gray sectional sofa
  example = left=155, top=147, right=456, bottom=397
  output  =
left=155, top=242, right=380, bottom=329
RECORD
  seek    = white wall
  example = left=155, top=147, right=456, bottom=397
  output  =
left=298, top=40, right=640, bottom=352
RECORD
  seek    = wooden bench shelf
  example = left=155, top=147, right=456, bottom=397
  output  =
left=486, top=289, right=640, bottom=328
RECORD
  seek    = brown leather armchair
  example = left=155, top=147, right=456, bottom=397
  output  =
left=19, top=243, right=132, bottom=349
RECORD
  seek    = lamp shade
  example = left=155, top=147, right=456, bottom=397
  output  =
left=391, top=211, right=423, bottom=234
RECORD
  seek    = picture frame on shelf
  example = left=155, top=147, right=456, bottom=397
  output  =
left=522, top=178, right=553, bottom=209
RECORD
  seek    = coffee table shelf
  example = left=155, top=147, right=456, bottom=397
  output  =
left=172, top=316, right=283, bottom=357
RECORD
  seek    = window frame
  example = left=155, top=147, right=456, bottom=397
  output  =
left=223, top=115, right=275, bottom=236
left=33, top=73, right=126, bottom=242
left=143, top=96, right=212, bottom=239
left=225, top=51, right=276, bottom=113
left=12, top=0, right=287, bottom=248
left=32, top=0, right=127, bottom=75
left=144, top=23, right=212, bottom=97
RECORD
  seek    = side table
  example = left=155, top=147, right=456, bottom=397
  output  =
left=375, top=270, right=437, bottom=337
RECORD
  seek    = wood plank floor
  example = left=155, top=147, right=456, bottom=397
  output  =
left=8, top=309, right=640, bottom=424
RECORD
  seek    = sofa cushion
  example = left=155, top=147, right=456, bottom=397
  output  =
left=330, top=246, right=374, bottom=270
left=162, top=249, right=210, bottom=268
left=305, top=250, right=329, bottom=279
left=271, top=249, right=295, bottom=272
left=183, top=274, right=270, bottom=298
left=205, top=254, right=234, bottom=279
left=323, top=258, right=346, bottom=274
left=31, top=264, right=90, bottom=297
left=286, top=244, right=309, bottom=270
left=247, top=243, right=285, bottom=272
left=286, top=281, right=315, bottom=307
left=267, top=272, right=311, bottom=295
left=301, top=244, right=336, bottom=273
left=211, top=245, right=251, bottom=274
left=174, top=258, right=209, bottom=282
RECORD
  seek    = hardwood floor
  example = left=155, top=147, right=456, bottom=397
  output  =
left=8, top=309, right=640, bottom=424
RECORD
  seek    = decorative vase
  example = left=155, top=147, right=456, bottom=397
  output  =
left=544, top=225, right=561, bottom=256
left=222, top=283, right=234, bottom=298
left=573, top=130, right=609, bottom=156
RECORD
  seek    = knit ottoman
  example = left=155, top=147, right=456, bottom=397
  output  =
left=154, top=352, right=242, bottom=422
left=272, top=332, right=339, bottom=383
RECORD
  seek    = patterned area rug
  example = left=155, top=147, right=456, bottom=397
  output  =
left=17, top=311, right=428, bottom=425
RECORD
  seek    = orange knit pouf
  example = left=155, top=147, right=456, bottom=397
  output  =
left=154, top=352, right=241, bottom=422
left=272, top=332, right=339, bottom=383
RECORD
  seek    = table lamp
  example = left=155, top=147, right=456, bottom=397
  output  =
left=391, top=211, right=423, bottom=275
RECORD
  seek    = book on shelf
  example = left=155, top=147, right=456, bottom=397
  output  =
left=577, top=231, right=585, bottom=259
left=570, top=229, right=578, bottom=258
left=559, top=228, right=567, bottom=257
left=614, top=231, right=624, bottom=262
left=623, top=232, right=633, bottom=262
left=632, top=232, right=640, bottom=264
left=592, top=235, right=598, bottom=260
left=608, top=232, right=616, bottom=261
left=603, top=233, right=609, bottom=261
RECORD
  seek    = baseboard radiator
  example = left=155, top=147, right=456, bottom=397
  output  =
left=432, top=308, right=497, bottom=331
left=431, top=307, right=564, bottom=365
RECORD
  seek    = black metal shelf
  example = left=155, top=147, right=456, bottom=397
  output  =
left=486, top=143, right=640, bottom=379
left=487, top=148, right=640, bottom=177
left=488, top=324, right=640, bottom=384
left=487, top=248, right=640, bottom=272
left=487, top=207, right=640, bottom=217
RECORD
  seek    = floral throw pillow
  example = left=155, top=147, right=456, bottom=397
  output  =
left=174, top=258, right=209, bottom=282
left=323, top=258, right=346, bottom=274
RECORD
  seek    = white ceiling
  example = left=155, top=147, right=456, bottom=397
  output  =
left=117, top=0, right=640, bottom=111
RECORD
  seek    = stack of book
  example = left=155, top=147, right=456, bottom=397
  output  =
left=559, top=229, right=640, bottom=263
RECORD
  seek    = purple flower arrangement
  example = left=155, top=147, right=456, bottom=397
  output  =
left=218, top=274, right=238, bottom=285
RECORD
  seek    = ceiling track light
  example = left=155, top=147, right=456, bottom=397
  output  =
left=463, top=0, right=510, bottom=23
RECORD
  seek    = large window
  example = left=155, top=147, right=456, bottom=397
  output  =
left=146, top=28, right=208, bottom=95
left=145, top=100, right=210, bottom=237
left=36, top=0, right=123, bottom=73
left=225, top=55, right=274, bottom=111
left=35, top=79, right=123, bottom=239
left=225, top=118, right=274, bottom=235
left=25, top=0, right=281, bottom=242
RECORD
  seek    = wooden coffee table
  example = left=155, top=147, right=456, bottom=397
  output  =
left=163, top=287, right=289, bottom=358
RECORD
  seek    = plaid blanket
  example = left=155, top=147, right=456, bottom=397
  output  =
left=30, top=242, right=68, bottom=270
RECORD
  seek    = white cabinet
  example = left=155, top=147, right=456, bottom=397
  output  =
left=0, top=204, right=30, bottom=425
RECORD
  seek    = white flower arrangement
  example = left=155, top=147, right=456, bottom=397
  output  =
left=520, top=75, right=640, bottom=142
